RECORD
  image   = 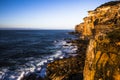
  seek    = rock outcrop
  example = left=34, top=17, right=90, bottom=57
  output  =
left=47, top=57, right=83, bottom=80
left=47, top=1, right=120, bottom=80
left=75, top=1, right=120, bottom=37
left=79, top=1, right=120, bottom=80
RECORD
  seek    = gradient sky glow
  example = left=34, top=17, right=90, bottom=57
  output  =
left=0, top=0, right=112, bottom=29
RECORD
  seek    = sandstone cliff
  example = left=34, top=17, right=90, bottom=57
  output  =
left=75, top=1, right=120, bottom=36
left=47, top=1, right=120, bottom=80
left=78, top=1, right=120, bottom=80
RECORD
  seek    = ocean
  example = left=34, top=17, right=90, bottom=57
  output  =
left=0, top=30, right=77, bottom=80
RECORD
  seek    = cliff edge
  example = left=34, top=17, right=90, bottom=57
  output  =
left=75, top=1, right=120, bottom=80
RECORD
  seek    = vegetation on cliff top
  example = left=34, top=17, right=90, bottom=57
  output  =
left=96, top=1, right=120, bottom=10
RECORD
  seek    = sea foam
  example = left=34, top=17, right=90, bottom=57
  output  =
left=0, top=40, right=77, bottom=80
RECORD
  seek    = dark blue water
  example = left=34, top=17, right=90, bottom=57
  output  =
left=0, top=30, right=77, bottom=80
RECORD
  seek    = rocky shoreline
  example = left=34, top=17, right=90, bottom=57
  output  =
left=21, top=37, right=81, bottom=80
left=46, top=38, right=89, bottom=80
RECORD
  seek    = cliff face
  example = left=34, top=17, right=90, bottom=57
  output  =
left=75, top=1, right=120, bottom=36
left=78, top=1, right=120, bottom=80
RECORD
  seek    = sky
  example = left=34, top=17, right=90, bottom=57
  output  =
left=0, top=0, right=112, bottom=30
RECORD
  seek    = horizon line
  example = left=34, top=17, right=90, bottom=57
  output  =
left=0, top=28, right=74, bottom=30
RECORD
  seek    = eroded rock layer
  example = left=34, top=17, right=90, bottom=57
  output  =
left=81, top=1, right=120, bottom=80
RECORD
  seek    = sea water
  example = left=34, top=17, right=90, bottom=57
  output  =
left=0, top=30, right=77, bottom=80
